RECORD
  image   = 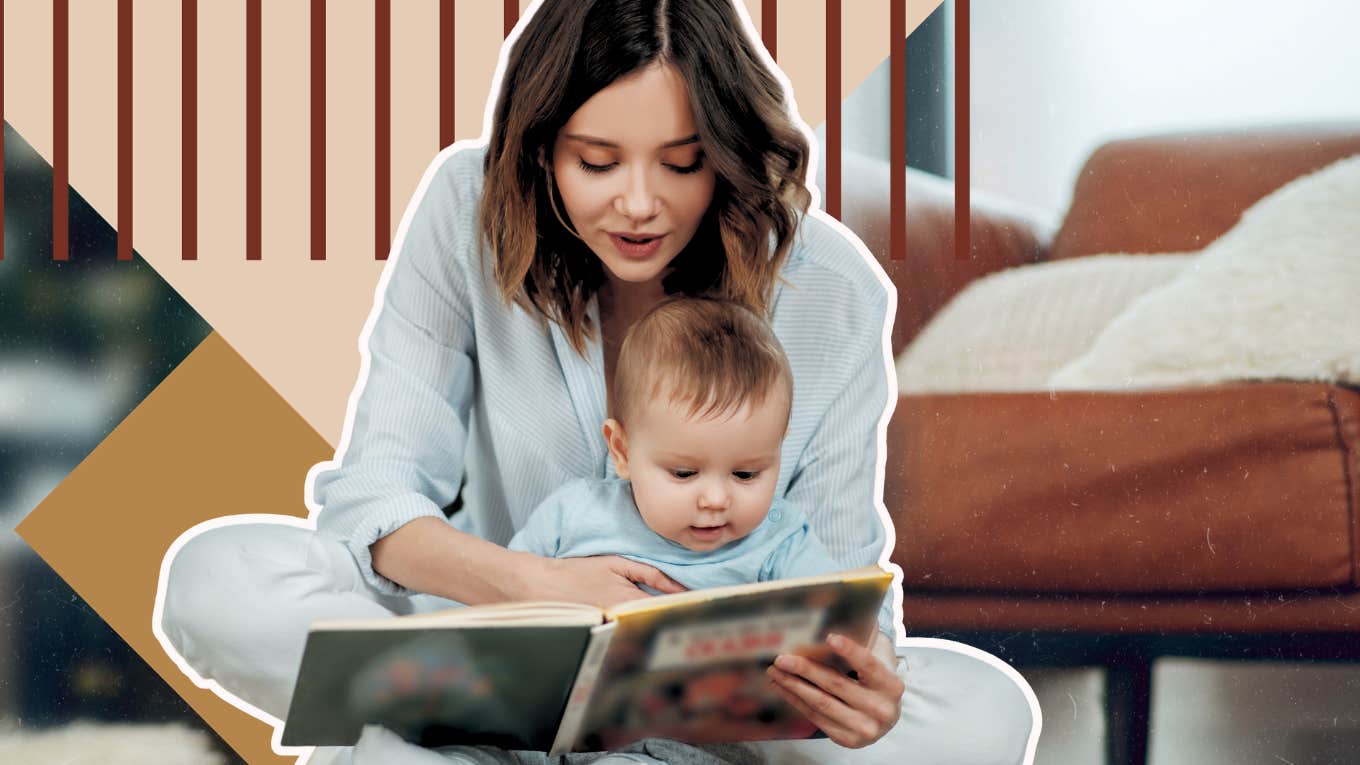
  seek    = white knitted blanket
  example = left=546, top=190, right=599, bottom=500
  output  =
left=897, top=153, right=1360, bottom=393
left=896, top=253, right=1191, bottom=392
left=1051, top=153, right=1360, bottom=390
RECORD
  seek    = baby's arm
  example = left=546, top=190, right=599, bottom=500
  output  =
left=506, top=480, right=686, bottom=605
left=506, top=486, right=571, bottom=558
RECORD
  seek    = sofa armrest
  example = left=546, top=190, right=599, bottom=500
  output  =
left=1050, top=123, right=1360, bottom=260
left=884, top=383, right=1360, bottom=594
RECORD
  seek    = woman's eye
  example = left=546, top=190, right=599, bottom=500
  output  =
left=732, top=471, right=759, bottom=481
left=671, top=469, right=697, bottom=480
left=665, top=157, right=705, bottom=175
left=577, top=158, right=615, bottom=174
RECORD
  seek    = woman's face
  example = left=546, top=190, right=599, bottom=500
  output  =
left=552, top=62, right=717, bottom=290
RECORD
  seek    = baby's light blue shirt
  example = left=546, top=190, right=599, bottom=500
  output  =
left=508, top=477, right=897, bottom=638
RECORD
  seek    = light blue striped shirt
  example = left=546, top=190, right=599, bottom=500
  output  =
left=313, top=145, right=900, bottom=635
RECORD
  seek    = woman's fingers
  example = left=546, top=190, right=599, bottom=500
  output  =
left=766, top=668, right=857, bottom=741
left=770, top=648, right=886, bottom=723
left=616, top=558, right=688, bottom=594
left=829, top=632, right=906, bottom=698
left=765, top=633, right=905, bottom=748
left=767, top=665, right=878, bottom=748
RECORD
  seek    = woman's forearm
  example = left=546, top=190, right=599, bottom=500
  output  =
left=370, top=517, right=535, bottom=604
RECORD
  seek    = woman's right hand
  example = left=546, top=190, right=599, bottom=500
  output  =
left=513, top=553, right=688, bottom=608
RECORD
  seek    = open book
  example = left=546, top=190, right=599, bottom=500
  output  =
left=281, top=565, right=892, bottom=755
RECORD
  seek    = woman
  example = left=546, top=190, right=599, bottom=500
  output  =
left=161, top=1, right=1033, bottom=763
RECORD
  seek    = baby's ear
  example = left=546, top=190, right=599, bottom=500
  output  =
left=602, top=419, right=630, bottom=480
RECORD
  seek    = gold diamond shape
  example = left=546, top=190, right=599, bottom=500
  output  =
left=17, top=332, right=332, bottom=764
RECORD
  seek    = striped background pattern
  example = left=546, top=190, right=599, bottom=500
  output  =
left=1, top=0, right=967, bottom=265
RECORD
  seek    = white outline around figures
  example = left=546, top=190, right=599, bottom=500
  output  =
left=151, top=2, right=1042, bottom=762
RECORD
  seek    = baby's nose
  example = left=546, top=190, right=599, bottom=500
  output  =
left=698, top=482, right=730, bottom=510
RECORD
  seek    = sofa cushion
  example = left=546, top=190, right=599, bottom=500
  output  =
left=886, top=383, right=1360, bottom=594
left=1049, top=125, right=1360, bottom=260
left=895, top=254, right=1190, bottom=392
left=1051, top=153, right=1360, bottom=389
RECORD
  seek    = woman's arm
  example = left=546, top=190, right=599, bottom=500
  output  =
left=312, top=151, right=486, bottom=598
left=770, top=228, right=904, bottom=746
left=371, top=518, right=533, bottom=603
left=314, top=150, right=682, bottom=607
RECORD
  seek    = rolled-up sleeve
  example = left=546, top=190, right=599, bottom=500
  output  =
left=313, top=151, right=480, bottom=595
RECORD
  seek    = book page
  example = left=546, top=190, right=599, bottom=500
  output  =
left=282, top=623, right=594, bottom=749
left=311, top=601, right=604, bottom=631
left=604, top=565, right=887, bottom=619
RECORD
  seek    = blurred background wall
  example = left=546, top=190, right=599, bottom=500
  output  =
left=971, top=0, right=1360, bottom=215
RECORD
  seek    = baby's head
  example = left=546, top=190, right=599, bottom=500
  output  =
left=603, top=297, right=793, bottom=552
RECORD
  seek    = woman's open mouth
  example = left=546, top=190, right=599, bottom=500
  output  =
left=609, top=233, right=666, bottom=259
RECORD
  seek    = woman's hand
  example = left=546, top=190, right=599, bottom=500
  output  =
left=766, top=630, right=905, bottom=749
left=513, top=553, right=688, bottom=608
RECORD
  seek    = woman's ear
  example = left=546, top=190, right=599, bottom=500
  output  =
left=602, top=418, right=630, bottom=480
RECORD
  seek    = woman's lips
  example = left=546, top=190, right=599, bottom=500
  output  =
left=609, top=233, right=666, bottom=259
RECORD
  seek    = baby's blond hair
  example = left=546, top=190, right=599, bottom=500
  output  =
left=613, top=297, right=793, bottom=427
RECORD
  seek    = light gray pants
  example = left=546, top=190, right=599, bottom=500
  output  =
left=160, top=522, right=1036, bottom=765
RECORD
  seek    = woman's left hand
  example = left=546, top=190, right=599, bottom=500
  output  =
left=766, top=630, right=905, bottom=749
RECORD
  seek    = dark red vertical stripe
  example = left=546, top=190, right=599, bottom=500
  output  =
left=246, top=0, right=260, bottom=260
left=117, top=0, right=133, bottom=261
left=504, top=0, right=516, bottom=38
left=439, top=0, right=455, bottom=149
left=1, top=2, right=6, bottom=261
left=183, top=0, right=197, bottom=260
left=955, top=0, right=970, bottom=262
left=53, top=0, right=69, bottom=261
left=311, top=0, right=325, bottom=260
left=826, top=0, right=841, bottom=221
left=889, top=0, right=905, bottom=261
left=375, top=0, right=390, bottom=260
left=762, top=0, right=777, bottom=60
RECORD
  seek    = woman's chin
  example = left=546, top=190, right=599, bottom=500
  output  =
left=599, top=258, right=672, bottom=289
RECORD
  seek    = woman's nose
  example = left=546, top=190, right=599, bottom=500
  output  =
left=614, top=166, right=661, bottom=222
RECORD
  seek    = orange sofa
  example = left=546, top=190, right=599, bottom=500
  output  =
left=841, top=125, right=1360, bottom=765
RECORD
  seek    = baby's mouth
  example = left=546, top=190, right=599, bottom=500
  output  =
left=689, top=524, right=727, bottom=540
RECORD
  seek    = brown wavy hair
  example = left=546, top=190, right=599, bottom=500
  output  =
left=479, top=0, right=811, bottom=353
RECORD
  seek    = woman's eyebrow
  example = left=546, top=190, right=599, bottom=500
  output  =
left=561, top=133, right=701, bottom=149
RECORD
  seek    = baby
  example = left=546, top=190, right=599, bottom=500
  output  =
left=508, top=297, right=894, bottom=638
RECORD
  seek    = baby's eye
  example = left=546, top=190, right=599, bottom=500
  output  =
left=732, top=471, right=760, bottom=482
left=671, top=469, right=697, bottom=480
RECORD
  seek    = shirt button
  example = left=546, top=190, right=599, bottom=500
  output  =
left=768, top=509, right=783, bottom=522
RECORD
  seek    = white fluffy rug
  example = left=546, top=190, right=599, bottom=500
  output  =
left=0, top=721, right=225, bottom=765
left=1050, top=153, right=1360, bottom=389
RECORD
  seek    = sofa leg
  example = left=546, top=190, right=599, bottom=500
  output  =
left=1105, top=654, right=1152, bottom=765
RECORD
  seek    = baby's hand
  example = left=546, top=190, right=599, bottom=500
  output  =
left=517, top=554, right=687, bottom=607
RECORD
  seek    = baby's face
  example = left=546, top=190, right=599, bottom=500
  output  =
left=614, top=391, right=787, bottom=552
